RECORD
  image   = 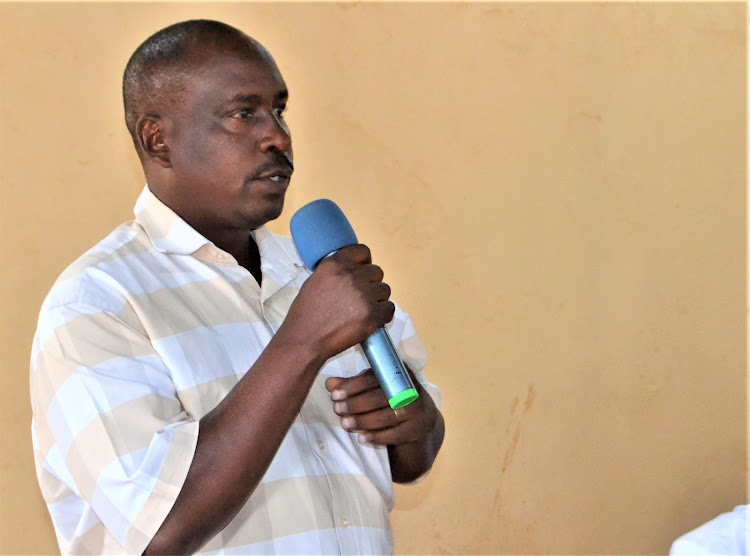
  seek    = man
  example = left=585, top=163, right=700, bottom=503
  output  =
left=30, top=19, right=444, bottom=555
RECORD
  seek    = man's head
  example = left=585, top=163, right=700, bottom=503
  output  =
left=123, top=20, right=293, bottom=234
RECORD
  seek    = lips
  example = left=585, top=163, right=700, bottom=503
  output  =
left=256, top=167, right=292, bottom=181
left=248, top=164, right=292, bottom=195
left=251, top=156, right=294, bottom=183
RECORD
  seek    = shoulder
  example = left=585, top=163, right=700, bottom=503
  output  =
left=40, top=220, right=152, bottom=315
left=31, top=220, right=158, bottom=374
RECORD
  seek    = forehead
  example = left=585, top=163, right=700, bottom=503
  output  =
left=181, top=47, right=287, bottom=105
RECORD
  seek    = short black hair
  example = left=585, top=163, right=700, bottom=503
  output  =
left=122, top=19, right=261, bottom=148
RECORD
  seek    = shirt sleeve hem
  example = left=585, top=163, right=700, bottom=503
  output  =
left=124, top=420, right=200, bottom=554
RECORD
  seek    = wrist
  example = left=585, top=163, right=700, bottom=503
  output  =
left=267, top=323, right=329, bottom=374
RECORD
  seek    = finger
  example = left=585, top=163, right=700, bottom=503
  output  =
left=327, top=370, right=380, bottom=401
left=324, top=376, right=346, bottom=393
left=358, top=410, right=427, bottom=446
left=373, top=281, right=391, bottom=302
left=358, top=421, right=420, bottom=447
left=340, top=406, right=400, bottom=433
left=332, top=244, right=372, bottom=266
left=353, top=263, right=385, bottom=283
left=333, top=386, right=389, bottom=417
left=377, top=300, right=396, bottom=325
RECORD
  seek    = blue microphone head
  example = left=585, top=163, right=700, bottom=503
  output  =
left=290, top=199, right=358, bottom=270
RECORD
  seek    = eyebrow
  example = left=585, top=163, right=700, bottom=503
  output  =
left=229, top=90, right=289, bottom=104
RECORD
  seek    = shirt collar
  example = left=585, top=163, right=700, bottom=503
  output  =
left=134, top=185, right=210, bottom=255
left=254, top=226, right=306, bottom=299
left=134, top=185, right=305, bottom=286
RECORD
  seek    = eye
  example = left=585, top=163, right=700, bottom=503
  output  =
left=273, top=105, right=287, bottom=119
left=234, top=108, right=253, bottom=119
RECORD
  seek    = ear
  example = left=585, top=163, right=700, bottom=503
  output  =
left=136, top=116, right=171, bottom=168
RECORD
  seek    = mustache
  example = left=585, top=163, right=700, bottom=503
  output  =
left=248, top=153, right=294, bottom=181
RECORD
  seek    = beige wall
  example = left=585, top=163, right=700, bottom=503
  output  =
left=1, top=3, right=745, bottom=554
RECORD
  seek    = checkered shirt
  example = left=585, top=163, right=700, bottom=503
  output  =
left=30, top=186, right=439, bottom=554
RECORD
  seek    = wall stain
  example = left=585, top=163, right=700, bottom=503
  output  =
left=492, top=384, right=536, bottom=516
left=503, top=384, right=536, bottom=472
left=509, top=395, right=519, bottom=417
left=502, top=426, right=523, bottom=473
left=578, top=111, right=603, bottom=124
left=491, top=487, right=503, bottom=517
left=524, top=384, right=536, bottom=412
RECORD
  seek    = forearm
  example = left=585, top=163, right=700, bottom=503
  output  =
left=144, top=332, right=324, bottom=554
left=145, top=246, right=393, bottom=553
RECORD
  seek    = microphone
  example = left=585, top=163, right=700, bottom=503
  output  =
left=290, top=199, right=419, bottom=409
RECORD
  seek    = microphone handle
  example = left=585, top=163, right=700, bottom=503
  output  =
left=314, top=249, right=418, bottom=409
left=361, top=327, right=419, bottom=409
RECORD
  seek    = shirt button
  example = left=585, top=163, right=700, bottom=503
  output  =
left=317, top=441, right=325, bottom=450
left=342, top=517, right=350, bottom=527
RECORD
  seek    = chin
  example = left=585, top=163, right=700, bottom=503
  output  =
left=266, top=194, right=286, bottom=219
left=247, top=197, right=285, bottom=228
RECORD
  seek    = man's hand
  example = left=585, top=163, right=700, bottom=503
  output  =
left=285, top=244, right=395, bottom=363
left=325, top=368, right=445, bottom=483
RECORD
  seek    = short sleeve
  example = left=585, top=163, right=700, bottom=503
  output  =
left=31, top=298, right=198, bottom=554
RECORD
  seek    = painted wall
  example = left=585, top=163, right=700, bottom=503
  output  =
left=1, top=3, right=745, bottom=554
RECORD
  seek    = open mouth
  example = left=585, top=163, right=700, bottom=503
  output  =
left=256, top=168, right=292, bottom=182
left=251, top=168, right=292, bottom=194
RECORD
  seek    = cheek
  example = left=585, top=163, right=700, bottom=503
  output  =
left=180, top=132, right=240, bottom=171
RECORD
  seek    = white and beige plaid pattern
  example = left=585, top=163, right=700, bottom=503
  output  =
left=31, top=186, right=439, bottom=555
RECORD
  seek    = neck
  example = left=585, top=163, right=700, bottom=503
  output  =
left=197, top=226, right=263, bottom=285
left=245, top=233, right=263, bottom=285
left=144, top=181, right=264, bottom=284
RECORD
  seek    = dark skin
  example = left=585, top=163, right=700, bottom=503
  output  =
left=326, top=367, right=444, bottom=484
left=138, top=37, right=444, bottom=554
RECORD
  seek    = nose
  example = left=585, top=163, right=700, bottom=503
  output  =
left=258, top=110, right=291, bottom=153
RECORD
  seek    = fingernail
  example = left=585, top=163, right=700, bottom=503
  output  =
left=331, top=390, right=347, bottom=401
left=358, top=434, right=372, bottom=446
left=341, top=417, right=355, bottom=430
left=334, top=401, right=347, bottom=414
